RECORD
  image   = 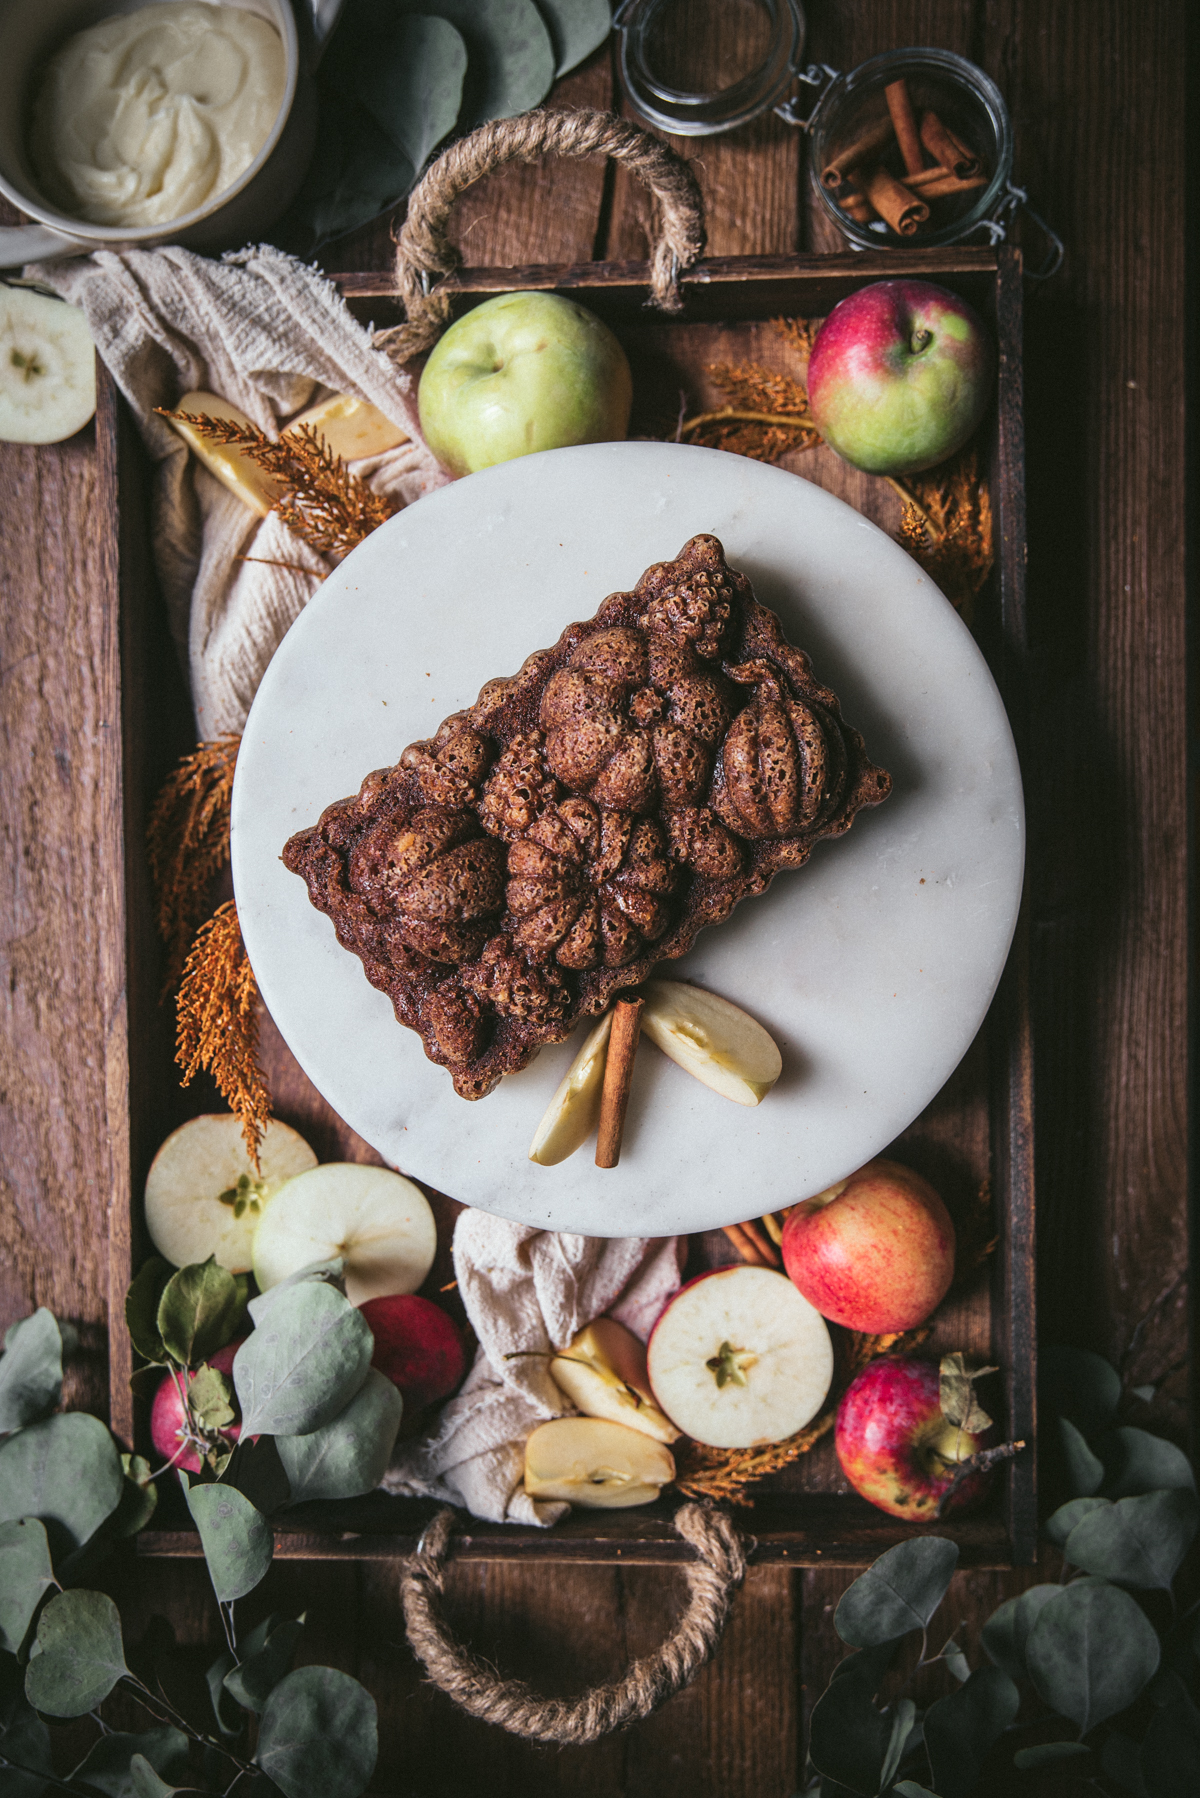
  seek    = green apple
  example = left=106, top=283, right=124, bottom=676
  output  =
left=417, top=291, right=632, bottom=477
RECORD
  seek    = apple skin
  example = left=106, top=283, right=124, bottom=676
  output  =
left=417, top=291, right=633, bottom=477
left=781, top=1157, right=955, bottom=1333
left=835, top=1355, right=997, bottom=1521
left=149, top=1339, right=243, bottom=1477
left=358, top=1293, right=467, bottom=1413
left=806, top=280, right=993, bottom=475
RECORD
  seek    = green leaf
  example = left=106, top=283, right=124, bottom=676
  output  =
left=0, top=1413, right=125, bottom=1558
left=183, top=1480, right=272, bottom=1605
left=1026, top=1580, right=1160, bottom=1733
left=187, top=1366, right=236, bottom=1435
left=938, top=1353, right=997, bottom=1434
left=24, top=1589, right=128, bottom=1716
left=835, top=1539, right=959, bottom=1647
left=233, top=1283, right=373, bottom=1439
left=1059, top=1416, right=1105, bottom=1496
left=414, top=0, right=555, bottom=129
left=125, top=1260, right=173, bottom=1364
left=1044, top=1495, right=1111, bottom=1547
left=0, top=1681, right=54, bottom=1797
left=0, top=1519, right=55, bottom=1655
left=353, top=14, right=467, bottom=174
left=980, top=1583, right=1062, bottom=1682
left=808, top=1646, right=897, bottom=1796
left=277, top=1369, right=402, bottom=1504
left=1013, top=1741, right=1091, bottom=1769
left=1064, top=1489, right=1199, bottom=1590
left=224, top=1614, right=304, bottom=1713
left=204, top=1649, right=242, bottom=1737
left=157, top=1260, right=244, bottom=1369
left=1099, top=1426, right=1197, bottom=1498
left=1141, top=1690, right=1200, bottom=1795
left=246, top=1261, right=345, bottom=1329
left=70, top=1727, right=188, bottom=1797
left=879, top=1698, right=916, bottom=1794
left=0, top=1311, right=63, bottom=1433
left=128, top=1756, right=195, bottom=1798
left=939, top=1636, right=971, bottom=1683
left=255, top=1666, right=378, bottom=1798
left=925, top=1665, right=1019, bottom=1798
left=111, top=1454, right=158, bottom=1539
left=1041, top=1345, right=1122, bottom=1434
left=533, top=0, right=611, bottom=76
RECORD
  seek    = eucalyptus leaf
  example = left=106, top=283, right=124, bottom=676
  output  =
left=1099, top=1426, right=1197, bottom=1497
left=0, top=1519, right=55, bottom=1656
left=534, top=0, right=612, bottom=76
left=157, top=1259, right=244, bottom=1369
left=1058, top=1416, right=1105, bottom=1496
left=354, top=15, right=467, bottom=174
left=0, top=1684, right=53, bottom=1798
left=415, top=0, right=555, bottom=129
left=1044, top=1495, right=1111, bottom=1547
left=183, top=1480, right=272, bottom=1605
left=1064, top=1488, right=1199, bottom=1590
left=1026, top=1580, right=1160, bottom=1733
left=939, top=1636, right=971, bottom=1683
left=125, top=1259, right=173, bottom=1365
left=879, top=1698, right=916, bottom=1794
left=925, top=1665, right=1019, bottom=1798
left=219, top=1434, right=291, bottom=1518
left=0, top=1412, right=125, bottom=1558
left=24, top=1590, right=128, bottom=1717
left=233, top=1283, right=373, bottom=1439
left=1013, top=1741, right=1091, bottom=1769
left=246, top=1261, right=345, bottom=1330
left=224, top=1614, right=304, bottom=1713
left=809, top=1649, right=896, bottom=1796
left=834, top=1538, right=959, bottom=1647
left=111, top=1455, right=158, bottom=1539
left=980, top=1583, right=1062, bottom=1683
left=1041, top=1344, right=1122, bottom=1434
left=204, top=1649, right=242, bottom=1737
left=70, top=1727, right=188, bottom=1797
left=128, top=1756, right=194, bottom=1798
left=255, top=1666, right=378, bottom=1798
left=277, top=1369, right=402, bottom=1504
left=1102, top=1731, right=1149, bottom=1796
left=0, top=1311, right=63, bottom=1433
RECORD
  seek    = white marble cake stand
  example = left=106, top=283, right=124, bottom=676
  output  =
left=232, top=441, right=1024, bottom=1238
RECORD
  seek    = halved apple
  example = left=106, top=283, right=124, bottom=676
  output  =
left=640, top=981, right=782, bottom=1107
left=529, top=1011, right=613, bottom=1165
left=549, top=1318, right=680, bottom=1445
left=286, top=392, right=408, bottom=461
left=144, top=1115, right=317, bottom=1273
left=523, top=1417, right=675, bottom=1509
left=0, top=285, right=95, bottom=445
left=647, top=1266, right=833, bottom=1448
left=252, top=1163, right=437, bottom=1305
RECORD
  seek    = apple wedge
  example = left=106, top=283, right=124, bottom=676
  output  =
left=647, top=1266, right=833, bottom=1448
left=0, top=285, right=96, bottom=445
left=168, top=392, right=284, bottom=516
left=549, top=1319, right=680, bottom=1445
left=640, top=981, right=782, bottom=1107
left=144, top=1115, right=317, bottom=1273
left=252, top=1163, right=437, bottom=1306
left=286, top=393, right=408, bottom=461
left=528, top=1011, right=613, bottom=1165
left=523, top=1417, right=675, bottom=1509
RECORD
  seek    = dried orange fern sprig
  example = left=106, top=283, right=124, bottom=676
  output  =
left=147, top=734, right=241, bottom=992
left=176, top=901, right=270, bottom=1170
left=895, top=447, right=995, bottom=614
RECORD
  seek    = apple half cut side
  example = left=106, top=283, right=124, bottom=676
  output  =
left=524, top=1417, right=675, bottom=1509
left=647, top=1266, right=833, bottom=1448
left=144, top=1114, right=318, bottom=1273
left=529, top=1011, right=613, bottom=1165
left=640, top=981, right=782, bottom=1107
left=252, top=1163, right=437, bottom=1306
left=549, top=1318, right=680, bottom=1445
left=0, top=285, right=96, bottom=445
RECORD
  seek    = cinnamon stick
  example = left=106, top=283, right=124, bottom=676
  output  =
left=885, top=79, right=925, bottom=175
left=721, top=1223, right=773, bottom=1267
left=829, top=172, right=874, bottom=224
left=595, top=996, right=643, bottom=1168
left=863, top=167, right=930, bottom=236
left=902, top=171, right=987, bottom=200
left=821, top=115, right=893, bottom=188
left=740, top=1216, right=782, bottom=1266
left=919, top=110, right=980, bottom=178
left=899, top=163, right=953, bottom=189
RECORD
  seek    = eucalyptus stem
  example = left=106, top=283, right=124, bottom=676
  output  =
left=0, top=1754, right=97, bottom=1798
left=125, top=1676, right=255, bottom=1776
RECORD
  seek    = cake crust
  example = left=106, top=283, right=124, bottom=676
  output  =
left=282, top=536, right=891, bottom=1098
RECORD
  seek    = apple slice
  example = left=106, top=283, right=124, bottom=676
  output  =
left=252, top=1163, right=437, bottom=1306
left=286, top=393, right=408, bottom=461
left=523, top=1417, right=675, bottom=1509
left=528, top=1011, right=613, bottom=1165
left=640, top=981, right=782, bottom=1107
left=168, top=391, right=284, bottom=516
left=647, top=1266, right=833, bottom=1448
left=549, top=1319, right=680, bottom=1445
left=144, top=1115, right=318, bottom=1273
left=0, top=285, right=96, bottom=445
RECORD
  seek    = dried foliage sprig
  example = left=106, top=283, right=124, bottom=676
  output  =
left=147, top=734, right=240, bottom=991
left=680, top=352, right=821, bottom=461
left=894, top=446, right=995, bottom=613
left=176, top=900, right=271, bottom=1169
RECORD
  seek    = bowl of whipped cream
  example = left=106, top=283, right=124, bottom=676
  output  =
left=0, top=0, right=321, bottom=264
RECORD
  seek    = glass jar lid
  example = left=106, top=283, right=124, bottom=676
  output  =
left=614, top=0, right=806, bottom=137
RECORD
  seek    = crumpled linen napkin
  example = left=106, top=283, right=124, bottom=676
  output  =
left=32, top=242, right=447, bottom=738
left=384, top=1212, right=685, bottom=1525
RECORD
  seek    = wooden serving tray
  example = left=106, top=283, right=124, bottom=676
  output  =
left=103, top=246, right=1035, bottom=1567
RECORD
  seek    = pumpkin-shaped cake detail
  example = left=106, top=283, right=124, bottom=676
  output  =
left=347, top=806, right=506, bottom=963
left=638, top=557, right=736, bottom=660
left=478, top=731, right=563, bottom=841
left=713, top=661, right=849, bottom=840
left=399, top=725, right=493, bottom=809
left=460, top=937, right=572, bottom=1022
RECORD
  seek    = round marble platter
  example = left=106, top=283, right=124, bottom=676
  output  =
left=232, top=440, right=1024, bottom=1238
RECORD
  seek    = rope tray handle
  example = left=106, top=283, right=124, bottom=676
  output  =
left=382, top=108, right=707, bottom=363
left=400, top=1502, right=747, bottom=1744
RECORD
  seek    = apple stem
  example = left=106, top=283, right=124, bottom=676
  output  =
left=935, top=1438, right=1027, bottom=1517
left=910, top=328, right=933, bottom=354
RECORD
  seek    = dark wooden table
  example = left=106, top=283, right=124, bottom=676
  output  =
left=0, top=3, right=1188, bottom=1792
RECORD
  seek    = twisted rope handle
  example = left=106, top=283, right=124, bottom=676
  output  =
left=400, top=1502, right=747, bottom=1743
left=380, top=109, right=707, bottom=364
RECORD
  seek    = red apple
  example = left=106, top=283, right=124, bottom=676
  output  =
left=806, top=279, right=993, bottom=475
left=359, top=1293, right=467, bottom=1412
left=781, top=1158, right=955, bottom=1332
left=835, top=1355, right=997, bottom=1521
left=149, top=1339, right=243, bottom=1476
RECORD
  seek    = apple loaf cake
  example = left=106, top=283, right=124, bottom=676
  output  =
left=282, top=535, right=891, bottom=1098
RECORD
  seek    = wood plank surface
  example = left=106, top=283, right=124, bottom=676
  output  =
left=0, top=3, right=1188, bottom=1794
